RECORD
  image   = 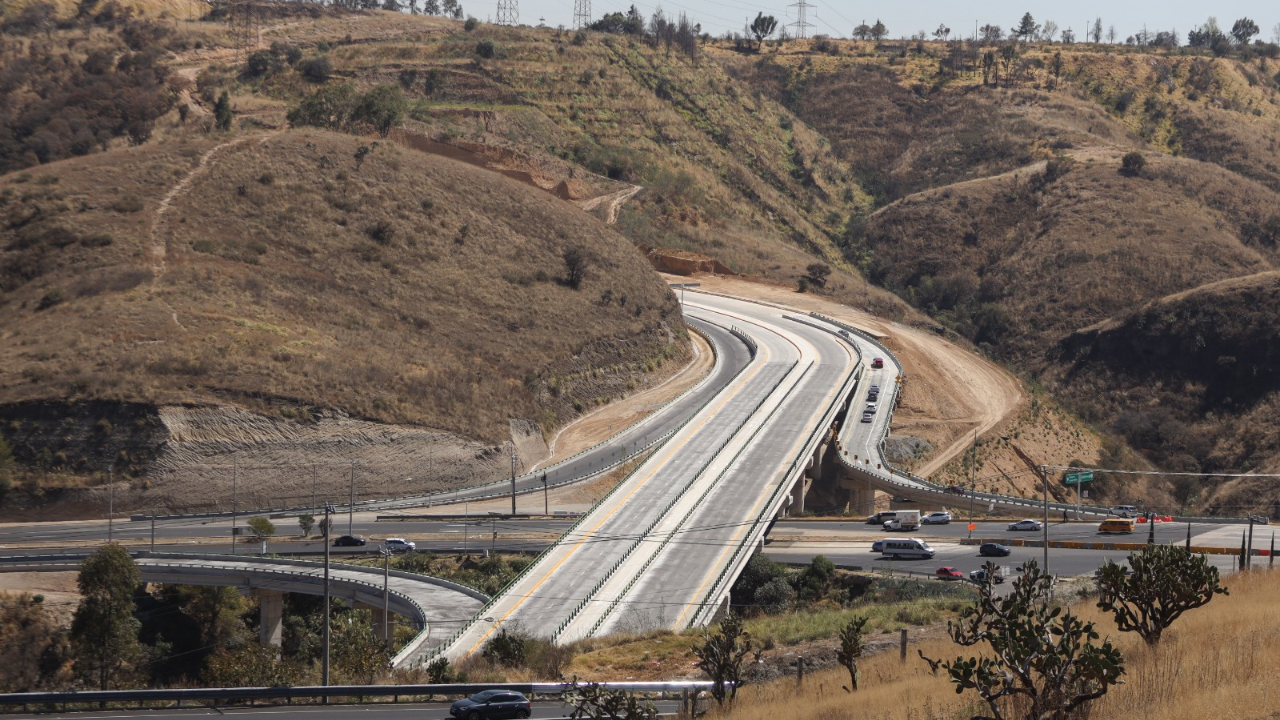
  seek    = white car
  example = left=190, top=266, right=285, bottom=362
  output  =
left=865, top=403, right=878, bottom=413
left=1109, top=505, right=1139, bottom=518
left=860, top=412, right=873, bottom=423
left=383, top=537, right=416, bottom=552
left=922, top=511, right=952, bottom=525
left=1007, top=519, right=1043, bottom=532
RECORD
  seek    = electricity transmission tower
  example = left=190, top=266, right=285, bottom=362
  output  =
left=572, top=0, right=590, bottom=30
left=787, top=0, right=814, bottom=39
left=229, top=0, right=260, bottom=60
left=496, top=0, right=518, bottom=26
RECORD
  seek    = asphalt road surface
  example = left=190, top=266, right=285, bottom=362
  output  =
left=3, top=700, right=680, bottom=720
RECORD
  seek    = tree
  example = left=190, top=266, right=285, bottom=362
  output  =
left=214, top=91, right=233, bottom=132
left=999, top=44, right=1019, bottom=85
left=805, top=262, right=831, bottom=289
left=71, top=545, right=142, bottom=690
left=203, top=644, right=301, bottom=687
left=1014, top=13, right=1039, bottom=42
left=1272, top=22, right=1280, bottom=45
left=562, top=247, right=588, bottom=289
left=753, top=577, right=794, bottom=613
left=246, top=517, right=276, bottom=541
left=1060, top=27, right=1075, bottom=44
left=352, top=84, right=406, bottom=138
left=298, top=514, right=315, bottom=537
left=1231, top=17, right=1259, bottom=45
left=0, top=594, right=69, bottom=692
left=921, top=560, right=1125, bottom=720
left=1092, top=17, right=1102, bottom=43
left=1095, top=544, right=1227, bottom=646
left=870, top=19, right=887, bottom=41
left=1107, top=24, right=1117, bottom=43
left=331, top=609, right=390, bottom=683
left=1041, top=20, right=1058, bottom=42
left=1050, top=51, right=1064, bottom=82
left=836, top=615, right=868, bottom=692
left=749, top=12, right=777, bottom=52
left=852, top=21, right=871, bottom=40
left=1120, top=151, right=1146, bottom=176
left=693, top=612, right=756, bottom=707
left=319, top=516, right=330, bottom=539
left=933, top=24, right=950, bottom=41
left=981, top=50, right=996, bottom=85
left=979, top=24, right=1003, bottom=44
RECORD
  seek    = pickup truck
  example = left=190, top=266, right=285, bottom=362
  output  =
left=969, top=566, right=1008, bottom=585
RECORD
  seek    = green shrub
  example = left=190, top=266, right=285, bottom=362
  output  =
left=463, top=16, right=478, bottom=31
left=1120, top=151, right=1147, bottom=176
left=36, top=289, right=65, bottom=311
left=475, top=39, right=497, bottom=58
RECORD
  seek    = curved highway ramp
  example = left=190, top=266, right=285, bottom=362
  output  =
left=437, top=293, right=861, bottom=659
left=0, top=551, right=486, bottom=668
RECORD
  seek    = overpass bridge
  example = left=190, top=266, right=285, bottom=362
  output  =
left=0, top=551, right=486, bottom=668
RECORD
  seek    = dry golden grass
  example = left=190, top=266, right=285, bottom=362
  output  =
left=714, top=568, right=1280, bottom=720
left=0, top=129, right=686, bottom=448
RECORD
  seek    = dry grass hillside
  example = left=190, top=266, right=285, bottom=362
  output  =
left=729, top=38, right=1280, bottom=512
left=714, top=568, right=1280, bottom=720
left=0, top=129, right=687, bottom=511
left=188, top=7, right=912, bottom=318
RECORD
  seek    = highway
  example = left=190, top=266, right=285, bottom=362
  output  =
left=437, top=292, right=861, bottom=657
left=0, top=702, right=681, bottom=720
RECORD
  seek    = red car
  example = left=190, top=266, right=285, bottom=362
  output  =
left=871, top=357, right=885, bottom=368
left=935, top=566, right=963, bottom=581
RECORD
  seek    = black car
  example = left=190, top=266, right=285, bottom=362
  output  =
left=332, top=534, right=366, bottom=547
left=979, top=542, right=1012, bottom=557
left=450, top=690, right=531, bottom=719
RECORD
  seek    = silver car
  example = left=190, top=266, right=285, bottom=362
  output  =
left=1007, top=519, right=1043, bottom=532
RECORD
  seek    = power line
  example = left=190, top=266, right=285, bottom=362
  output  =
left=787, top=0, right=814, bottom=39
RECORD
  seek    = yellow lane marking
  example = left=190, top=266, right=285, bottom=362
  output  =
left=460, top=317, right=779, bottom=657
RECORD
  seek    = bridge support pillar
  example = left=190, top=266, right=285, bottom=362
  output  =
left=254, top=589, right=284, bottom=648
left=371, top=607, right=389, bottom=643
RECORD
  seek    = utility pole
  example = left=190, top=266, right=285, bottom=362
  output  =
left=464, top=500, right=469, bottom=553
left=311, top=464, right=317, bottom=512
left=382, top=549, right=392, bottom=650
left=541, top=473, right=548, bottom=515
left=967, top=431, right=977, bottom=532
left=150, top=510, right=156, bottom=552
left=507, top=441, right=517, bottom=517
left=491, top=516, right=497, bottom=554
left=107, top=465, right=114, bottom=543
left=572, top=0, right=589, bottom=29
left=787, top=0, right=814, bottom=39
left=322, top=503, right=333, bottom=690
left=231, top=462, right=238, bottom=556
left=1246, top=516, right=1255, bottom=570
left=348, top=461, right=355, bottom=536
left=1041, top=464, right=1049, bottom=575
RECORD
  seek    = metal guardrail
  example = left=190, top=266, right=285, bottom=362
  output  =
left=135, top=323, right=741, bottom=523
left=581, top=361, right=815, bottom=639
left=689, top=347, right=862, bottom=628
left=0, top=681, right=722, bottom=710
left=552, top=360, right=799, bottom=641
left=431, top=318, right=763, bottom=661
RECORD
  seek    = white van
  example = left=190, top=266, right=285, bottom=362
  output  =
left=880, top=538, right=934, bottom=559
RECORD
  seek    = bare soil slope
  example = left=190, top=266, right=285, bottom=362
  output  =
left=0, top=129, right=688, bottom=512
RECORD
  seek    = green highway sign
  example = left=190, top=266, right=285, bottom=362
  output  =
left=1064, top=471, right=1094, bottom=485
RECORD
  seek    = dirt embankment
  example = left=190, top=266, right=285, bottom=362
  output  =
left=663, top=274, right=1027, bottom=477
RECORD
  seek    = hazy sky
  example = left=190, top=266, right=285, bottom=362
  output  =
left=484, top=0, right=1280, bottom=43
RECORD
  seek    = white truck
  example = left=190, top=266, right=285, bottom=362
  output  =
left=882, top=509, right=921, bottom=531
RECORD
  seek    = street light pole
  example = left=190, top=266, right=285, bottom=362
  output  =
left=382, top=549, right=392, bottom=650
left=107, top=465, right=114, bottom=544
left=1041, top=464, right=1049, bottom=578
left=507, top=441, right=517, bottom=517
left=322, top=502, right=332, bottom=691
left=231, top=462, right=238, bottom=556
